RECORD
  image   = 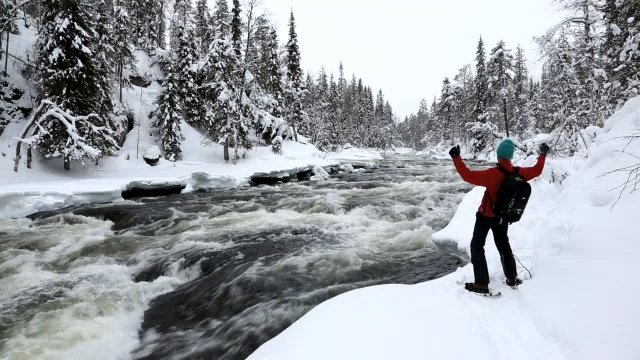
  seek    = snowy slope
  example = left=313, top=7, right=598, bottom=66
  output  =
left=249, top=98, right=640, bottom=360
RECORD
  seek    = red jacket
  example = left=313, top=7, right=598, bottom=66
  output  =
left=453, top=155, right=547, bottom=218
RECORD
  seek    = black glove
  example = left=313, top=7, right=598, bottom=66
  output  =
left=449, top=145, right=460, bottom=158
left=539, top=143, right=550, bottom=155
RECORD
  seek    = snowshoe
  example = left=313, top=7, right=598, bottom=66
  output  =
left=505, top=277, right=523, bottom=289
left=464, top=283, right=501, bottom=297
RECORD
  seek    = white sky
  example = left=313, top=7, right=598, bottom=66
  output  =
left=249, top=0, right=565, bottom=118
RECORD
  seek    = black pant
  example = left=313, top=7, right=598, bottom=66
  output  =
left=470, top=212, right=517, bottom=285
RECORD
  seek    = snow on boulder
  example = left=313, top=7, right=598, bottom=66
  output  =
left=310, top=165, right=330, bottom=181
left=190, top=172, right=239, bottom=191
left=143, top=145, right=161, bottom=166
left=339, top=164, right=354, bottom=173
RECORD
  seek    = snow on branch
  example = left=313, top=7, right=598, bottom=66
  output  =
left=597, top=130, right=640, bottom=209
left=16, top=100, right=118, bottom=160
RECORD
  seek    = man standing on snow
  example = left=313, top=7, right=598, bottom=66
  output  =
left=449, top=139, right=549, bottom=294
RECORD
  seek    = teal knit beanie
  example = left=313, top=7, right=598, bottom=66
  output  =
left=496, top=139, right=515, bottom=160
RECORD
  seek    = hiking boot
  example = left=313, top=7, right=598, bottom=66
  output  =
left=464, top=282, right=489, bottom=294
left=506, top=278, right=523, bottom=287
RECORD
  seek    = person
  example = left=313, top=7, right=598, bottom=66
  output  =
left=449, top=139, right=549, bottom=294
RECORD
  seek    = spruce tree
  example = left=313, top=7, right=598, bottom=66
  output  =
left=113, top=4, right=136, bottom=103
left=437, top=77, right=454, bottom=144
left=144, top=0, right=161, bottom=50
left=127, top=0, right=157, bottom=51
left=195, top=0, right=211, bottom=56
left=513, top=45, right=529, bottom=137
left=91, top=0, right=115, bottom=119
left=155, top=0, right=167, bottom=48
left=231, top=0, right=242, bottom=56
left=35, top=0, right=117, bottom=170
left=201, top=37, right=250, bottom=161
left=263, top=27, right=284, bottom=116
left=473, top=36, right=488, bottom=122
left=326, top=73, right=342, bottom=146
left=151, top=70, right=183, bottom=161
left=285, top=11, right=304, bottom=142
left=486, top=40, right=514, bottom=136
left=603, top=0, right=640, bottom=109
left=213, top=0, right=230, bottom=39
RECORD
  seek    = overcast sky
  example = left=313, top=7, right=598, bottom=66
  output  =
left=256, top=0, right=565, bottom=119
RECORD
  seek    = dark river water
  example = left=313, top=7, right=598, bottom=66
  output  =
left=0, top=154, right=473, bottom=360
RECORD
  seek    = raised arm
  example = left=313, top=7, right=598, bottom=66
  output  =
left=518, top=143, right=550, bottom=181
left=452, top=156, right=494, bottom=187
left=519, top=154, right=546, bottom=181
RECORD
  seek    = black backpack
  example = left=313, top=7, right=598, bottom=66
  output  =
left=492, top=166, right=531, bottom=225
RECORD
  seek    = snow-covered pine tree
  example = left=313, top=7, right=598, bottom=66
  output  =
left=170, top=0, right=200, bottom=127
left=171, top=0, right=190, bottom=50
left=326, top=73, right=342, bottom=147
left=453, top=64, right=475, bottom=141
left=247, top=15, right=269, bottom=79
left=90, top=0, right=115, bottom=120
left=35, top=0, right=118, bottom=170
left=155, top=0, right=167, bottom=49
left=127, top=0, right=156, bottom=51
left=382, top=100, right=395, bottom=148
left=200, top=37, right=248, bottom=162
left=285, top=11, right=304, bottom=142
left=522, top=78, right=541, bottom=139
left=212, top=0, right=231, bottom=40
left=513, top=45, right=529, bottom=137
left=363, top=86, right=376, bottom=148
left=1, top=0, right=18, bottom=134
left=537, top=0, right=608, bottom=132
left=416, top=97, right=430, bottom=133
left=113, top=4, right=136, bottom=103
left=231, top=0, right=242, bottom=57
left=263, top=26, right=284, bottom=116
left=195, top=0, right=211, bottom=57
left=486, top=40, right=514, bottom=136
left=313, top=67, right=329, bottom=147
left=473, top=36, right=488, bottom=122
left=603, top=0, right=640, bottom=109
left=151, top=70, right=183, bottom=161
left=0, top=0, right=17, bottom=49
left=437, top=77, right=455, bottom=144
left=299, top=72, right=315, bottom=138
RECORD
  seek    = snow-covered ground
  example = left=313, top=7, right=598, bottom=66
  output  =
left=249, top=99, right=640, bottom=360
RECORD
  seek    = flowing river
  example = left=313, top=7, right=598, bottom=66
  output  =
left=0, top=154, right=474, bottom=360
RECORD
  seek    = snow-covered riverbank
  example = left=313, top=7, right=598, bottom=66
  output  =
left=248, top=99, right=640, bottom=360
left=0, top=132, right=382, bottom=220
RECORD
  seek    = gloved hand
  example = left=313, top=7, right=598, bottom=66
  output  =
left=539, top=143, right=550, bottom=155
left=449, top=145, right=461, bottom=158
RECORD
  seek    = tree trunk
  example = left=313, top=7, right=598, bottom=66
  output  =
left=291, top=122, right=299, bottom=142
left=503, top=98, right=509, bottom=138
left=223, top=138, right=230, bottom=162
left=118, top=60, right=123, bottom=103
left=14, top=110, right=43, bottom=172
left=64, top=154, right=70, bottom=171
left=4, top=31, right=9, bottom=75
left=26, top=145, right=32, bottom=169
left=13, top=141, right=21, bottom=172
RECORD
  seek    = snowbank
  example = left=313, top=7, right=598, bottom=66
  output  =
left=0, top=128, right=381, bottom=220
left=249, top=98, right=640, bottom=360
